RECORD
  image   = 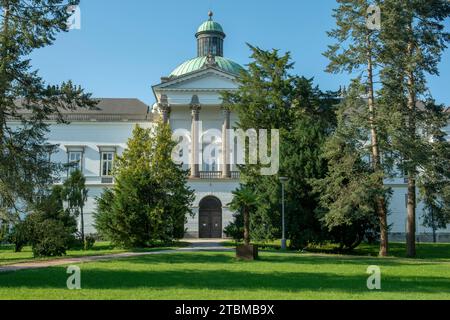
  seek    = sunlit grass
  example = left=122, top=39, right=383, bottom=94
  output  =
left=0, top=242, right=188, bottom=266
left=223, top=241, right=450, bottom=261
left=1, top=250, right=449, bottom=300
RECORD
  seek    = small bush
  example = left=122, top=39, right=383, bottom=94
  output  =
left=30, top=218, right=72, bottom=257
left=224, top=211, right=244, bottom=242
left=84, top=234, right=96, bottom=250
left=7, top=222, right=29, bottom=252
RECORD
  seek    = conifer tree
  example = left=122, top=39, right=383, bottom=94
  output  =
left=312, top=81, right=383, bottom=251
left=324, top=0, right=390, bottom=256
left=94, top=123, right=194, bottom=247
left=418, top=102, right=450, bottom=243
left=379, top=0, right=450, bottom=257
left=0, top=1, right=95, bottom=225
left=223, top=45, right=338, bottom=249
left=63, top=170, right=88, bottom=244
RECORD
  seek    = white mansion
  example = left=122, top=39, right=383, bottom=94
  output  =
left=19, top=13, right=450, bottom=241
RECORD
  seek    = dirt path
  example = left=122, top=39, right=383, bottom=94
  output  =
left=0, top=240, right=232, bottom=273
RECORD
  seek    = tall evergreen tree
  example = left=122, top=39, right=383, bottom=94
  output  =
left=94, top=123, right=194, bottom=247
left=419, top=102, right=450, bottom=243
left=0, top=0, right=95, bottom=225
left=379, top=0, right=450, bottom=257
left=223, top=45, right=338, bottom=249
left=324, top=0, right=390, bottom=256
left=312, top=82, right=383, bottom=251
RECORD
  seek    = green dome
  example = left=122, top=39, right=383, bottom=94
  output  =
left=170, top=56, right=243, bottom=78
left=196, top=20, right=224, bottom=35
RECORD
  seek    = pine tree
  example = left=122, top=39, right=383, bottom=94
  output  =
left=379, top=0, right=450, bottom=257
left=419, top=102, right=450, bottom=243
left=324, top=0, right=390, bottom=256
left=312, top=82, right=384, bottom=251
left=0, top=1, right=96, bottom=226
left=94, top=123, right=194, bottom=247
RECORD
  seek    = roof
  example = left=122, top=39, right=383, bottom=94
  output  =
left=13, top=98, right=151, bottom=122
left=169, top=56, right=244, bottom=78
left=196, top=20, right=224, bottom=36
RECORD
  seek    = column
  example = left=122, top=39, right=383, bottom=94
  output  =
left=160, top=105, right=171, bottom=124
left=159, top=94, right=171, bottom=124
left=221, top=107, right=231, bottom=179
left=190, top=104, right=201, bottom=178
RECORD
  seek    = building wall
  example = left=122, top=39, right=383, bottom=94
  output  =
left=184, top=180, right=240, bottom=238
left=38, top=118, right=450, bottom=241
left=7, top=116, right=447, bottom=242
left=43, top=118, right=240, bottom=239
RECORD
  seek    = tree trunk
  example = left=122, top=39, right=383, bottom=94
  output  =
left=406, top=65, right=417, bottom=258
left=431, top=208, right=437, bottom=243
left=0, top=1, right=10, bottom=143
left=80, top=206, right=85, bottom=244
left=367, top=35, right=389, bottom=257
left=406, top=175, right=416, bottom=257
left=243, top=208, right=250, bottom=246
left=432, top=227, right=437, bottom=243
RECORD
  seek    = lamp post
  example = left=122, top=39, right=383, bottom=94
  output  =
left=279, top=177, right=289, bottom=250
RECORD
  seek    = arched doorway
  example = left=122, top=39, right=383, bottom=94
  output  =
left=199, top=196, right=222, bottom=238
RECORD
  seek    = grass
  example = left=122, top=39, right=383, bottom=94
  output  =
left=1, top=248, right=450, bottom=300
left=224, top=241, right=450, bottom=260
left=0, top=241, right=189, bottom=267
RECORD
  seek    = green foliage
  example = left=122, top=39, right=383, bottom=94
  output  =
left=6, top=222, right=28, bottom=253
left=377, top=0, right=450, bottom=256
left=324, top=0, right=381, bottom=75
left=26, top=215, right=72, bottom=257
left=324, top=0, right=392, bottom=256
left=223, top=211, right=244, bottom=242
left=312, top=83, right=385, bottom=251
left=419, top=105, right=450, bottom=238
left=223, top=45, right=338, bottom=249
left=94, top=123, right=194, bottom=248
left=83, top=234, right=96, bottom=250
left=0, top=0, right=96, bottom=228
left=10, top=186, right=78, bottom=257
left=228, top=186, right=259, bottom=245
left=63, top=170, right=88, bottom=242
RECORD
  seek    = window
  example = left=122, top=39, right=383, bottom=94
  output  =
left=101, top=152, right=114, bottom=177
left=68, top=151, right=82, bottom=175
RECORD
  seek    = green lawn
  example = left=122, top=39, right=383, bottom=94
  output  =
left=1, top=249, right=450, bottom=300
left=225, top=241, right=450, bottom=260
left=0, top=242, right=188, bottom=266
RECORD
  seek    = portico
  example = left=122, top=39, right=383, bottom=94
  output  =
left=151, top=11, right=243, bottom=238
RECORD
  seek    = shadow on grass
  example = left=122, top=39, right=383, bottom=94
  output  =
left=114, top=252, right=444, bottom=267
left=1, top=266, right=449, bottom=295
left=1, top=253, right=450, bottom=294
left=224, top=242, right=450, bottom=261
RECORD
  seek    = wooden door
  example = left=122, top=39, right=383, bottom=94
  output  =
left=199, top=197, right=222, bottom=238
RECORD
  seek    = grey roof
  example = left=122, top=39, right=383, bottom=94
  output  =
left=14, top=98, right=152, bottom=122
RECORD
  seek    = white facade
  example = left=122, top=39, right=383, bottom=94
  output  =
left=15, top=15, right=450, bottom=241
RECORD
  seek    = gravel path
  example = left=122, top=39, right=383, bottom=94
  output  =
left=0, top=240, right=233, bottom=273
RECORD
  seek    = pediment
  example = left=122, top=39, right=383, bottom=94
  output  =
left=153, top=68, right=239, bottom=92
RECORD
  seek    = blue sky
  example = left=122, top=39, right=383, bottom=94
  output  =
left=30, top=0, right=450, bottom=106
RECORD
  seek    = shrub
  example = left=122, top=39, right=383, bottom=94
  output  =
left=224, top=212, right=244, bottom=242
left=84, top=234, right=96, bottom=250
left=7, top=222, right=29, bottom=252
left=27, top=215, right=73, bottom=257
